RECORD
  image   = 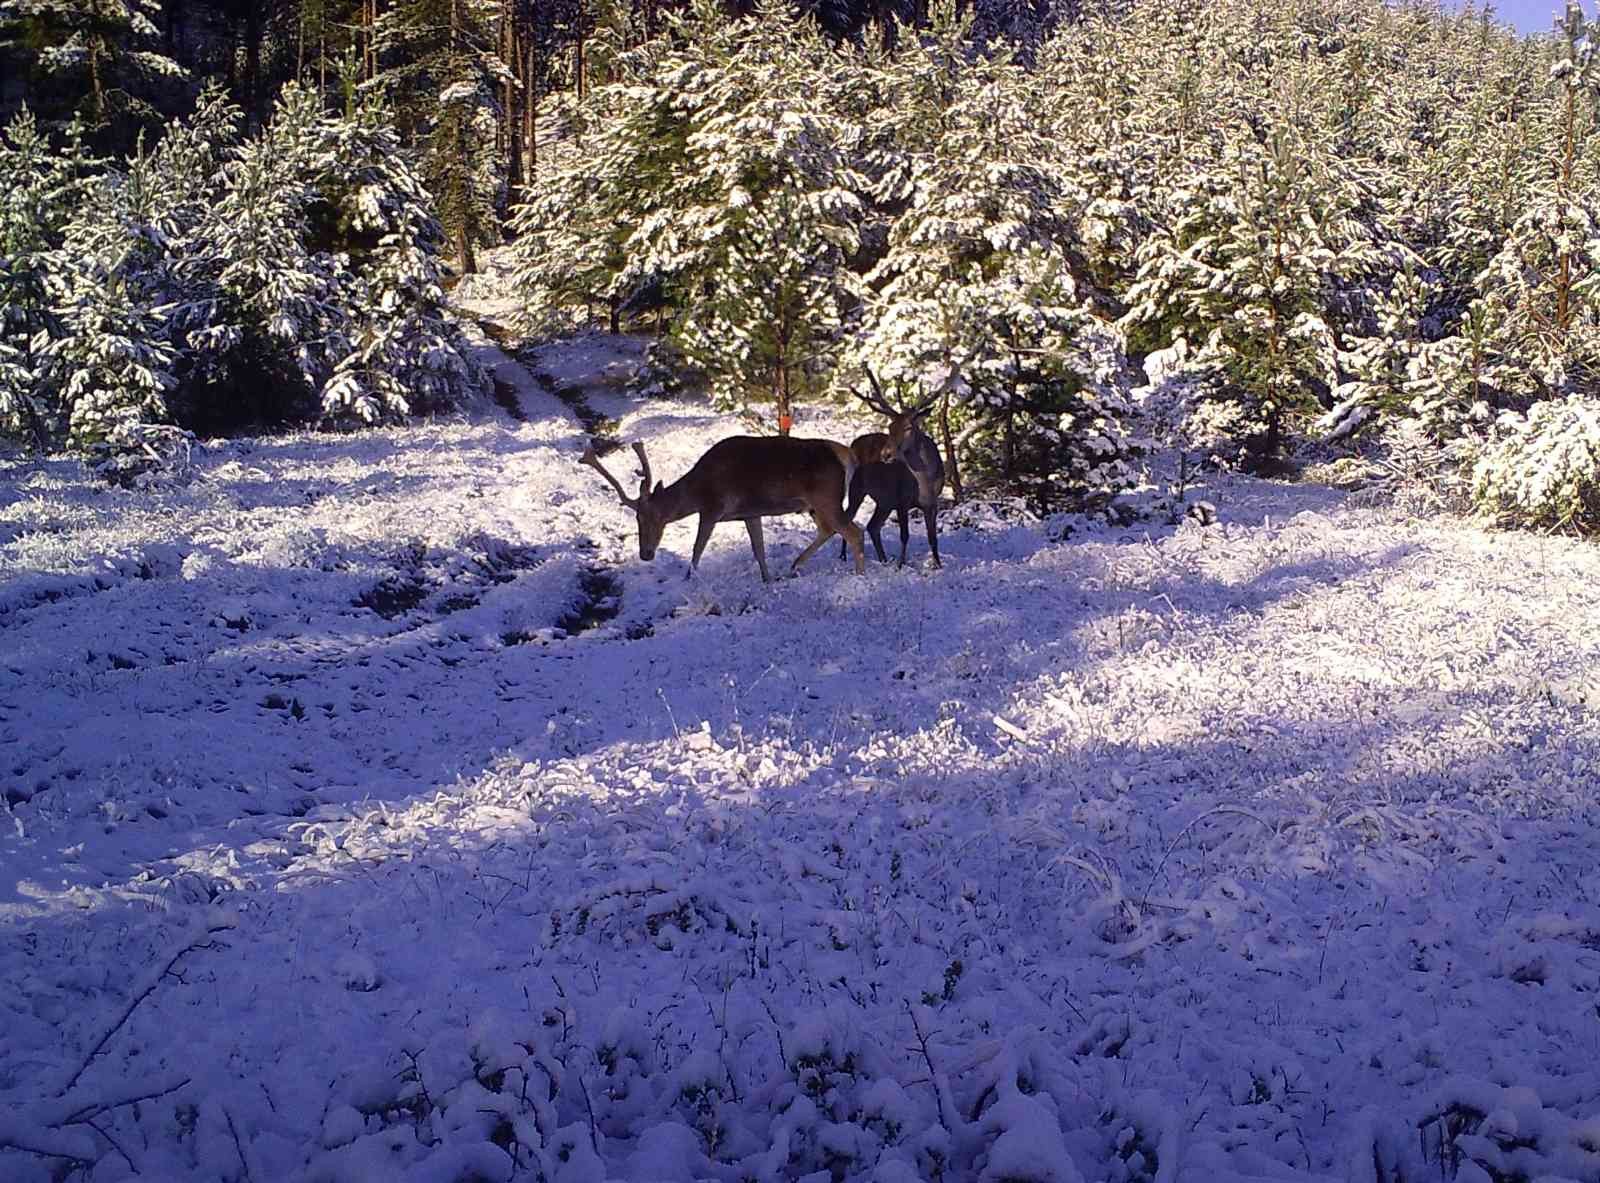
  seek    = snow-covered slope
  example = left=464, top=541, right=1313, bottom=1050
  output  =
left=3, top=329, right=1600, bottom=1183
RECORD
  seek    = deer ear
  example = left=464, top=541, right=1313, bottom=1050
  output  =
left=653, top=480, right=663, bottom=495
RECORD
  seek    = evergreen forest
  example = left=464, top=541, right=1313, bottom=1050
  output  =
left=5, top=0, right=1600, bottom=532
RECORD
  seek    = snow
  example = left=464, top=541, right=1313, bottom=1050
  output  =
left=4, top=316, right=1600, bottom=1181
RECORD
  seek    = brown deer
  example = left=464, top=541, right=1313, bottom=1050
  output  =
left=840, top=375, right=946, bottom=568
left=581, top=437, right=869, bottom=582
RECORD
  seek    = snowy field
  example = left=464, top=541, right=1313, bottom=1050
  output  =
left=5, top=321, right=1600, bottom=1183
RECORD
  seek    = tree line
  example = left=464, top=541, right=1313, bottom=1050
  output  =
left=512, top=0, right=1600, bottom=530
left=4, top=0, right=1600, bottom=533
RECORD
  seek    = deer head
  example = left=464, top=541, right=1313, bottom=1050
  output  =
left=855, top=370, right=938, bottom=468
left=581, top=442, right=667, bottom=560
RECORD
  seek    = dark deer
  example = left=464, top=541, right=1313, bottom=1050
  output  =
left=840, top=375, right=946, bottom=568
left=582, top=437, right=867, bottom=582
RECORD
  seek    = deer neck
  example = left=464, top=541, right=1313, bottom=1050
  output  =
left=649, top=475, right=704, bottom=525
left=902, top=432, right=941, bottom=501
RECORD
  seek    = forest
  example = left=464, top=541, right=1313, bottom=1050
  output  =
left=3, top=0, right=1600, bottom=528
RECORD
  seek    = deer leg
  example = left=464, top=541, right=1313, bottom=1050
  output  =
left=792, top=511, right=836, bottom=572
left=838, top=471, right=867, bottom=561
left=896, top=505, right=911, bottom=566
left=797, top=510, right=865, bottom=574
left=866, top=502, right=893, bottom=564
left=745, top=517, right=773, bottom=584
left=924, top=501, right=942, bottom=569
left=688, top=513, right=719, bottom=578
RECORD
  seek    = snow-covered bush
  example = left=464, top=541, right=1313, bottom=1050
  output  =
left=87, top=421, right=198, bottom=488
left=1470, top=395, right=1600, bottom=532
left=0, top=83, right=475, bottom=451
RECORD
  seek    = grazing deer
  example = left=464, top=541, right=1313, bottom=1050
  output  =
left=581, top=437, right=868, bottom=582
left=840, top=376, right=946, bottom=568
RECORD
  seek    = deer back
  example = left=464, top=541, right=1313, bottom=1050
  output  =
left=680, top=436, right=852, bottom=521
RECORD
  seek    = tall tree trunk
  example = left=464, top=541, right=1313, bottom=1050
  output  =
left=503, top=16, right=521, bottom=191
left=525, top=39, right=538, bottom=175
left=938, top=391, right=961, bottom=502
left=88, top=38, right=103, bottom=125
left=774, top=366, right=792, bottom=434
left=574, top=2, right=586, bottom=103
left=244, top=2, right=264, bottom=129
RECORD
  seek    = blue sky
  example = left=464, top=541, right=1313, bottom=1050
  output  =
left=1473, top=0, right=1565, bottom=34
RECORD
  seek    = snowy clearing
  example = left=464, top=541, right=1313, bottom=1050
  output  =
left=4, top=327, right=1600, bottom=1183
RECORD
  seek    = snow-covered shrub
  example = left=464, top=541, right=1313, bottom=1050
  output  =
left=1414, top=1077, right=1600, bottom=1182
left=629, top=336, right=690, bottom=399
left=1470, top=395, right=1600, bottom=532
left=87, top=421, right=197, bottom=489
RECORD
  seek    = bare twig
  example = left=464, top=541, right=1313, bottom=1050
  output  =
left=758, top=998, right=790, bottom=1071
left=904, top=1001, right=955, bottom=1133
left=224, top=1106, right=255, bottom=1183
left=62, top=921, right=232, bottom=1094
left=60, top=1073, right=191, bottom=1125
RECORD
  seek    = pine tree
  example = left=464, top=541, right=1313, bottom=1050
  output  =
left=371, top=0, right=508, bottom=273
left=0, top=108, right=92, bottom=448
left=510, top=0, right=866, bottom=431
left=848, top=4, right=1135, bottom=506
left=1471, top=1, right=1600, bottom=401
left=0, top=0, right=187, bottom=145
left=676, top=181, right=854, bottom=431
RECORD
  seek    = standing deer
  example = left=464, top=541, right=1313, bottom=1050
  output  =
left=840, top=375, right=946, bottom=568
left=581, top=437, right=868, bottom=582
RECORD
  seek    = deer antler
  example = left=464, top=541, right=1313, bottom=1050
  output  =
left=580, top=446, right=639, bottom=507
left=854, top=368, right=897, bottom=416
left=632, top=441, right=652, bottom=498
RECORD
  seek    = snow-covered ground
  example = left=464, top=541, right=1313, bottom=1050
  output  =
left=4, top=320, right=1600, bottom=1183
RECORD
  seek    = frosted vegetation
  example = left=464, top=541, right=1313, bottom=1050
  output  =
left=0, top=83, right=477, bottom=461
left=507, top=0, right=1600, bottom=529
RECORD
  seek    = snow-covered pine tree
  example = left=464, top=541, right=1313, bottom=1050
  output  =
left=178, top=84, right=338, bottom=430
left=667, top=9, right=864, bottom=431
left=511, top=0, right=865, bottom=431
left=371, top=0, right=508, bottom=274
left=506, top=20, right=692, bottom=334
left=1471, top=0, right=1600, bottom=402
left=848, top=4, right=1135, bottom=507
left=675, top=180, right=854, bottom=432
left=315, top=93, right=476, bottom=423
left=0, top=108, right=92, bottom=449
left=46, top=86, right=236, bottom=448
left=1121, top=105, right=1380, bottom=469
left=0, top=0, right=186, bottom=144
left=1464, top=1, right=1600, bottom=531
